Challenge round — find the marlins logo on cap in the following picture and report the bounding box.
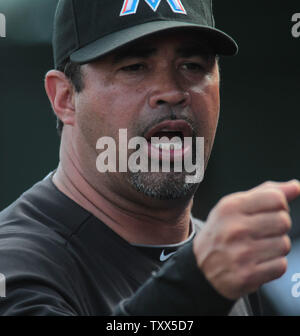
[120,0,187,16]
[53,0,238,68]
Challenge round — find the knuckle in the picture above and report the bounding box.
[218,194,243,216]
[262,181,276,189]
[218,195,233,213]
[268,189,287,209]
[226,223,249,243]
[281,236,291,255]
[277,258,288,276]
[278,211,292,232]
[234,246,253,265]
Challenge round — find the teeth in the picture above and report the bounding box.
[153,143,183,150]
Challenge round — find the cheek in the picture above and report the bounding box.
[192,75,220,133]
[75,92,104,147]
[190,75,220,165]
[75,83,147,146]
[75,85,118,139]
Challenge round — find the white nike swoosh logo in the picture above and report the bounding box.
[159,250,176,262]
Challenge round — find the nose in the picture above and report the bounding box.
[148,70,191,109]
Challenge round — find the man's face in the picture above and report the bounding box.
[72,30,220,201]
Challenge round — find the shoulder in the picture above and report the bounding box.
[0,206,84,315]
[0,176,89,304]
[0,174,91,248]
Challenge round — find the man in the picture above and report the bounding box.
[0,0,299,316]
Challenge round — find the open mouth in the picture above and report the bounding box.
[150,130,184,151]
[144,120,193,161]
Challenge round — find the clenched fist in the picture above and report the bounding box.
[193,180,300,300]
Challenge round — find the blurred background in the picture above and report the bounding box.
[0,0,300,315]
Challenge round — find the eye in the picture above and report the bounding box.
[181,63,204,72]
[121,63,146,72]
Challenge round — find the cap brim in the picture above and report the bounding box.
[70,20,238,64]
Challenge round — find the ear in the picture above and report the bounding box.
[44,70,76,127]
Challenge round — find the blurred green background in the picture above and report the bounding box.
[0,0,300,315]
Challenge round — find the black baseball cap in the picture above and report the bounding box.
[53,0,238,69]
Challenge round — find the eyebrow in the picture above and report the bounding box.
[112,43,215,64]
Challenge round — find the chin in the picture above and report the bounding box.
[127,171,199,200]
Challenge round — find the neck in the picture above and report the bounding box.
[53,129,194,245]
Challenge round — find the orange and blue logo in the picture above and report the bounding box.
[120,0,187,16]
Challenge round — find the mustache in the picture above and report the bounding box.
[137,109,198,139]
